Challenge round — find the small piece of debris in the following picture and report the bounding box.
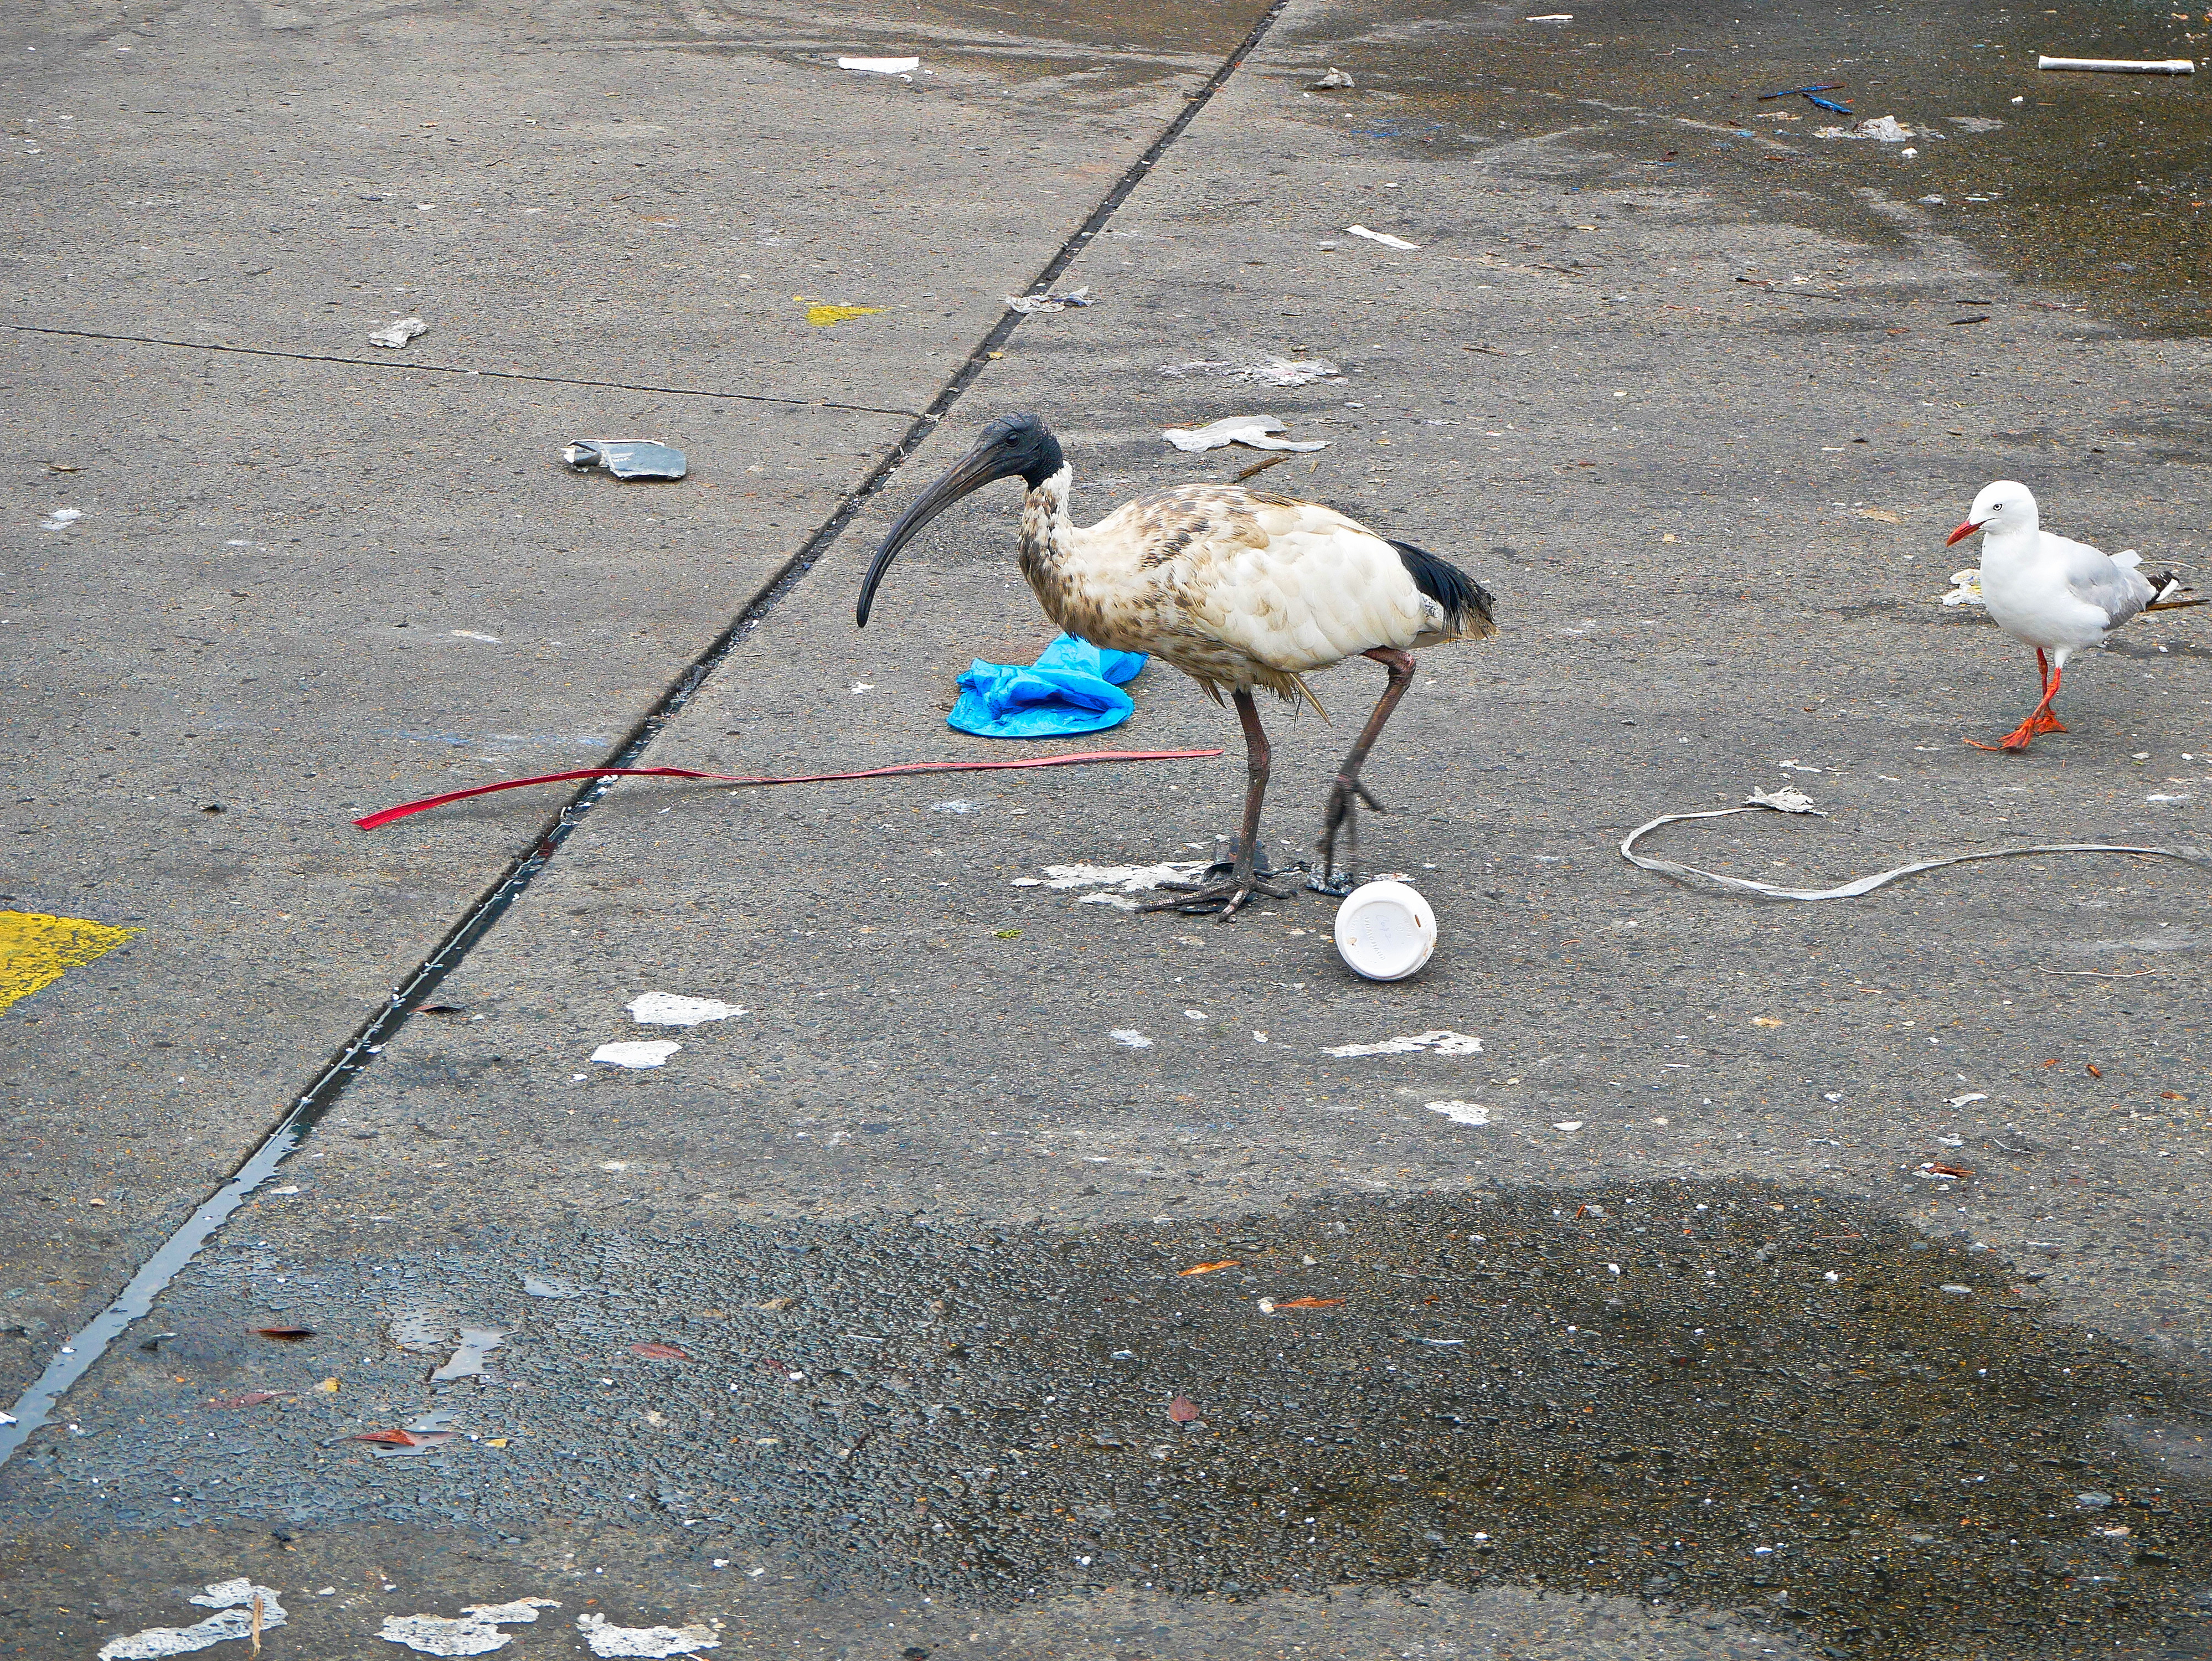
[368,318,427,348]
[1310,66,1354,89]
[1345,224,1419,251]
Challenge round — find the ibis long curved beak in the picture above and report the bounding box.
[1946,520,1979,547]
[855,440,1025,627]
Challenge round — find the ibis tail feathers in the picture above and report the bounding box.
[1389,540,1497,640]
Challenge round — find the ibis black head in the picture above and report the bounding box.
[856,414,1065,627]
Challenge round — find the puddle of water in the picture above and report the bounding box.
[1277,0,2212,336]
[47,1182,2212,1658]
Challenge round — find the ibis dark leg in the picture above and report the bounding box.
[1313,647,1416,894]
[1143,689,1295,919]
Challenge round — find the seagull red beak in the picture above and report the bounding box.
[1946,520,1979,547]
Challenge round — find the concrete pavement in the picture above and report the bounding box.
[3,0,2209,1657]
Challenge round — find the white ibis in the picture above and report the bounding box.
[856,413,1496,915]
[1947,480,2200,752]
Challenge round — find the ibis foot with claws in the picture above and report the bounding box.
[1140,691,1299,918]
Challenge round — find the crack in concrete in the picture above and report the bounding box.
[0,0,1297,1468]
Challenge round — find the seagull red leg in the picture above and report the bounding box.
[1313,647,1417,894]
[1968,661,2065,751]
[1143,689,1296,919]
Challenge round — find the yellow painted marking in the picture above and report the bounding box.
[0,910,137,1014]
[796,295,887,327]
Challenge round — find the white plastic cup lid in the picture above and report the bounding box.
[1332,880,1437,981]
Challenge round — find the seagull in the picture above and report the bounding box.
[856,413,1496,914]
[1947,479,2198,751]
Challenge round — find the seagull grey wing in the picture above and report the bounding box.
[2053,535,2155,630]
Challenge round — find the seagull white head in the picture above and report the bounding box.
[1948,479,2038,546]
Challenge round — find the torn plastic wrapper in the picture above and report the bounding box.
[368,318,427,348]
[1162,416,1329,455]
[562,440,688,481]
[1007,286,1092,314]
[948,632,1147,740]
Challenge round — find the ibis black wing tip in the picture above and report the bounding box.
[1390,539,1496,635]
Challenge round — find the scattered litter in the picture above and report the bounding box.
[631,1341,690,1360]
[1915,1162,1974,1181]
[1110,1028,1154,1047]
[1553,1121,1585,1132]
[1425,1101,1492,1126]
[1947,1092,1987,1108]
[1939,1283,1973,1295]
[1178,1261,1239,1276]
[523,1274,585,1298]
[39,506,81,530]
[1760,81,1843,100]
[592,1040,681,1068]
[562,440,687,481]
[379,1597,558,1656]
[368,318,427,348]
[428,1327,506,1382]
[1345,224,1419,251]
[950,632,1147,739]
[575,1613,721,1657]
[98,1581,286,1660]
[626,992,740,1027]
[802,300,886,327]
[1006,286,1092,313]
[1815,116,1912,141]
[1941,567,1985,606]
[2037,55,2194,75]
[1272,1297,1344,1309]
[837,55,918,74]
[1162,415,1329,455]
[1310,67,1354,89]
[1332,879,1437,982]
[1525,13,1573,20]
[252,1325,314,1342]
[1624,788,2212,902]
[1168,1395,1200,1423]
[1324,1030,1481,1058]
[1158,355,1343,388]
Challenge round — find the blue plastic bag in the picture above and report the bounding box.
[947,632,1148,740]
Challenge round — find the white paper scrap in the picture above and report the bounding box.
[1161,416,1329,454]
[1325,1030,1483,1058]
[1345,224,1419,250]
[838,56,918,74]
[627,992,742,1027]
[592,1040,682,1068]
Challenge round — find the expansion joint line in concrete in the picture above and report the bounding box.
[2,323,920,416]
[0,0,1295,1466]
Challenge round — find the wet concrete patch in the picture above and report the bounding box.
[18,1180,2212,1659]
[1271,0,2212,335]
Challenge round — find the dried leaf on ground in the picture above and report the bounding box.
[1177,1261,1239,1276]
[1168,1395,1199,1423]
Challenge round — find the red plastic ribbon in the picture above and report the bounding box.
[354,747,1225,830]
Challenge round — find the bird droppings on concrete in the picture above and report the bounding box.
[575,1612,721,1655]
[379,1597,559,1655]
[1424,1100,1493,1126]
